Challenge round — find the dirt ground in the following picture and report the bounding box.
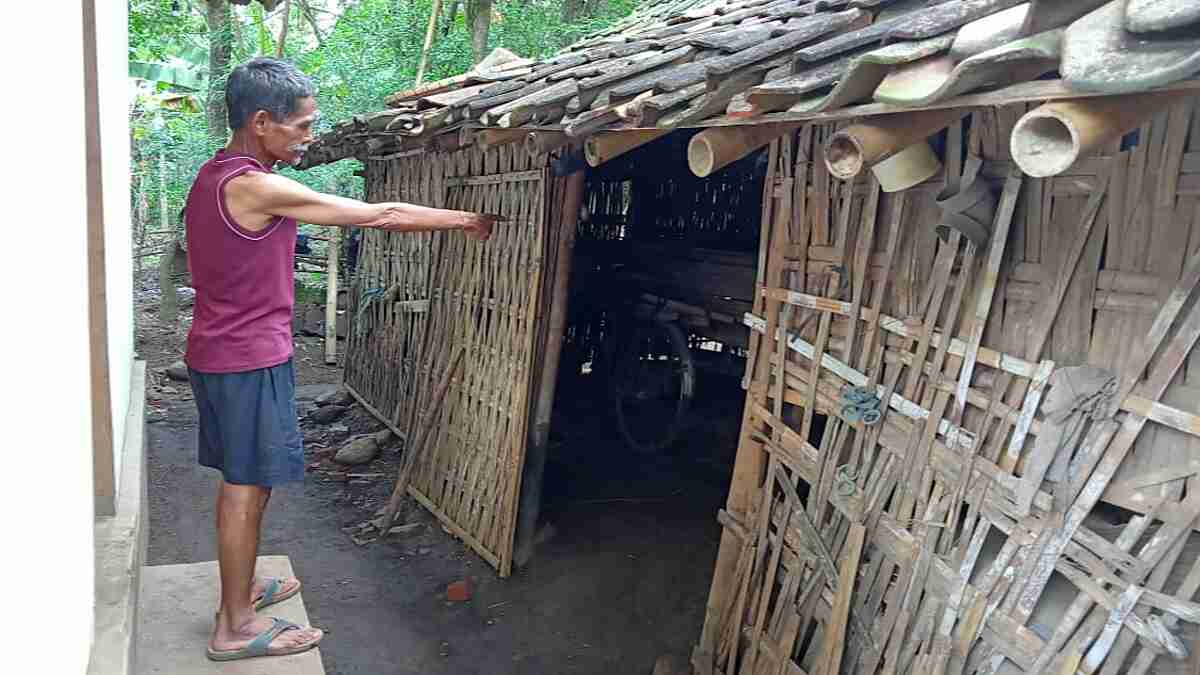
[138,299,740,674]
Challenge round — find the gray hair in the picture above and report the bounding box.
[225,57,315,130]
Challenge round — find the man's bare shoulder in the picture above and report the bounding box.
[224,170,312,208]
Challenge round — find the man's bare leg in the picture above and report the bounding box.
[210,480,321,653]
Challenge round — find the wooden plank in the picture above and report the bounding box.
[815,523,866,675]
[1122,395,1200,438]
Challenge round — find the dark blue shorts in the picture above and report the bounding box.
[188,359,304,488]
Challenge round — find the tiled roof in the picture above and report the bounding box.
[300,0,1200,167]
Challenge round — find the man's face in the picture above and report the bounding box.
[258,96,319,167]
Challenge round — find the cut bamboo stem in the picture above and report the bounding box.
[526,130,570,156]
[687,123,803,178]
[584,129,668,167]
[823,108,969,180]
[1011,92,1190,177]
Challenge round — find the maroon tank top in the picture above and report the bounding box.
[183,149,296,373]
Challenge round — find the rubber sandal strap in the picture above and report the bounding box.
[258,578,282,606]
[245,618,300,657]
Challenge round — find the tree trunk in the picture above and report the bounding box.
[443,0,460,36]
[466,0,492,64]
[562,0,602,23]
[206,0,232,143]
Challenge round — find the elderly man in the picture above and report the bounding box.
[184,57,495,661]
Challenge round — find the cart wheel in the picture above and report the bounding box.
[611,318,696,454]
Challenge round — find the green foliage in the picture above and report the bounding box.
[129,0,648,271]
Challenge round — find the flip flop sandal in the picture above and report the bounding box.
[253,577,302,611]
[206,617,323,661]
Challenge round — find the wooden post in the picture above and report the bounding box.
[324,227,340,365]
[85,0,115,517]
[513,165,586,568]
[687,123,803,177]
[823,108,969,180]
[1010,92,1189,177]
[414,0,444,86]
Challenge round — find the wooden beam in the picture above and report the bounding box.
[693,78,1200,128]
[84,0,115,517]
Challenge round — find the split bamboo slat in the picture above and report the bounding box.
[695,96,1200,675]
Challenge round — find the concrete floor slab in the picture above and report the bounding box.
[137,556,324,675]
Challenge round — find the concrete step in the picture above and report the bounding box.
[137,556,325,674]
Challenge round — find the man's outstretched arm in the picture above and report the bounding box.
[225,170,494,239]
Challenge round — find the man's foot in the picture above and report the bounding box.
[251,576,301,609]
[209,614,323,660]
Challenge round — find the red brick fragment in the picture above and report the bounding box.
[446,579,472,602]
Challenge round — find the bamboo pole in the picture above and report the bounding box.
[687,123,803,177]
[324,227,340,365]
[513,166,586,568]
[414,0,444,86]
[1010,92,1190,177]
[379,346,464,533]
[476,128,526,150]
[584,129,668,167]
[823,108,969,180]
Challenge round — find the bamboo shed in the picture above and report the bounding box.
[301,0,1200,672]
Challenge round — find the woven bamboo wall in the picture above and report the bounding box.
[348,141,559,576]
[696,96,1200,675]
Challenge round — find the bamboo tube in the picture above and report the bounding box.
[823,108,969,180]
[1010,92,1190,177]
[526,130,570,156]
[584,129,668,167]
[476,128,527,150]
[688,123,804,178]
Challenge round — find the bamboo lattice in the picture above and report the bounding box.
[346,141,555,576]
[696,97,1200,675]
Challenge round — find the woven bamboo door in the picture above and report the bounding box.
[402,168,549,577]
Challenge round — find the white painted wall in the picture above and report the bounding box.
[100,0,134,488]
[3,5,94,673]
